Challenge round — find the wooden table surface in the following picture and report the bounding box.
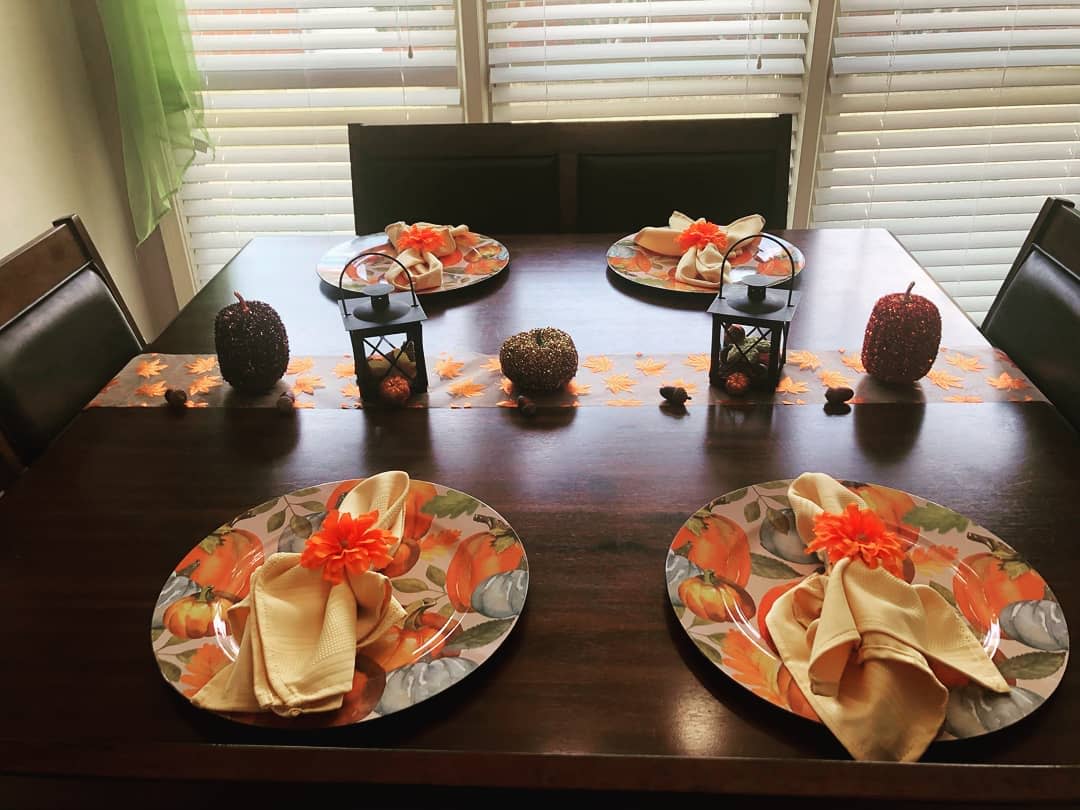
[2,231,1077,808]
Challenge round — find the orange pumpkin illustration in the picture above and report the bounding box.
[381,537,420,578]
[325,479,362,510]
[757,579,801,653]
[777,665,819,721]
[163,593,233,639]
[175,528,263,600]
[678,574,755,623]
[370,601,457,671]
[848,483,920,542]
[672,514,751,586]
[953,551,1047,634]
[445,530,524,612]
[404,480,438,541]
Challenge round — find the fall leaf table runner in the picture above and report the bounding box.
[91,347,1045,410]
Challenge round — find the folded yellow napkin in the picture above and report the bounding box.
[384,221,470,291]
[192,472,411,716]
[765,473,1010,761]
[633,211,765,289]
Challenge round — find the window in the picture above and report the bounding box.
[811,1,1080,323]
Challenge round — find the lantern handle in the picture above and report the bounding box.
[717,233,797,307]
[337,250,421,317]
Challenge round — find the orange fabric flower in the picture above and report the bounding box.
[806,503,906,577]
[397,225,443,254]
[677,220,729,253]
[300,509,397,584]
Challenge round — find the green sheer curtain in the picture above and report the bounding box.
[98,0,207,243]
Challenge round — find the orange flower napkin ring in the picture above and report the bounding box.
[396,225,444,255]
[805,503,906,578]
[676,220,729,253]
[300,509,397,584]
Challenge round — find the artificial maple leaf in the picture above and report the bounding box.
[496,399,517,408]
[775,376,809,395]
[604,373,637,394]
[795,398,807,405]
[480,356,502,373]
[721,631,782,704]
[840,354,866,374]
[434,356,465,379]
[448,378,486,398]
[188,375,223,396]
[184,400,209,408]
[684,353,711,373]
[136,358,168,378]
[910,544,959,575]
[993,349,1017,367]
[293,400,316,409]
[286,357,315,375]
[819,370,852,389]
[634,357,668,376]
[788,350,821,371]
[606,397,643,407]
[567,379,591,396]
[945,395,983,403]
[332,358,355,378]
[341,383,361,398]
[184,357,217,375]
[926,369,964,390]
[98,377,120,394]
[292,374,325,396]
[986,372,1028,391]
[500,377,514,396]
[134,381,168,398]
[944,352,985,373]
[662,378,699,396]
[583,355,614,374]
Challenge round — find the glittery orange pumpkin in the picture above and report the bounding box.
[861,282,941,384]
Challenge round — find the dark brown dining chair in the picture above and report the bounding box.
[0,215,144,477]
[348,117,792,235]
[981,197,1080,431]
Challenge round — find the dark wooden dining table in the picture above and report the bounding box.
[1,230,1077,809]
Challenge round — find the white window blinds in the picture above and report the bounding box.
[182,0,462,286]
[485,0,812,122]
[812,1,1080,324]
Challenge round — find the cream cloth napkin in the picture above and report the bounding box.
[765,473,1010,761]
[633,211,765,289]
[384,221,470,291]
[192,472,411,716]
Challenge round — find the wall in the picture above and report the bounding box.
[0,0,179,340]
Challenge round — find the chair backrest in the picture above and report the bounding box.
[982,197,1080,431]
[0,215,144,467]
[349,118,792,235]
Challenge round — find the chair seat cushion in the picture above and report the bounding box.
[0,271,140,461]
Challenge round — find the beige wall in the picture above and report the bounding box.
[0,0,179,340]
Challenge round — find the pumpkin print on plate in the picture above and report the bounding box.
[152,479,528,727]
[666,480,1068,740]
[317,232,510,295]
[606,232,805,293]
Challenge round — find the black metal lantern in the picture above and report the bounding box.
[338,252,428,402]
[708,233,800,390]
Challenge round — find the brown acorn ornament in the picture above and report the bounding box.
[861,282,941,384]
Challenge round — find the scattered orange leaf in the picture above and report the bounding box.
[944,352,985,373]
[684,353,711,373]
[332,358,355,378]
[721,632,782,704]
[993,349,1016,367]
[788,350,821,371]
[500,377,514,396]
[795,398,807,405]
[819,370,852,389]
[986,372,1028,391]
[184,357,217,375]
[634,357,668,376]
[496,399,517,408]
[662,378,699,396]
[945,395,983,403]
[480,356,502,373]
[184,400,209,408]
[583,355,614,374]
[136,358,168,378]
[604,374,637,394]
[188,375,223,396]
[910,544,959,575]
[434,356,465,379]
[840,354,866,374]
[775,376,809,395]
[606,397,643,407]
[567,379,592,396]
[926,369,964,390]
[286,357,315,375]
[293,400,316,409]
[99,377,120,394]
[341,383,361,398]
[134,381,168,398]
[448,378,486,398]
[292,374,325,396]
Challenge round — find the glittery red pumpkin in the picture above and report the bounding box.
[861,282,941,384]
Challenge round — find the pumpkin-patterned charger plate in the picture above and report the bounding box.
[607,232,805,293]
[317,232,510,294]
[666,479,1068,740]
[152,478,528,726]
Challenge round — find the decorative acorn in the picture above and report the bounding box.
[164,388,187,410]
[659,386,691,405]
[379,374,412,407]
[499,327,578,393]
[861,282,941,384]
[516,395,537,417]
[215,292,289,393]
[276,391,295,413]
